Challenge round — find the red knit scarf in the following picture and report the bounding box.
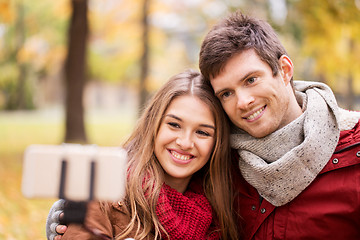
[155,183,220,240]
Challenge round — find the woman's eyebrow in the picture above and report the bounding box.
[166,114,215,130]
[200,124,215,130]
[165,114,182,121]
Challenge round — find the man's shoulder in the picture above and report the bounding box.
[337,109,360,147]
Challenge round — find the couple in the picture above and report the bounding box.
[47,11,360,240]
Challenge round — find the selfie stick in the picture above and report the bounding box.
[58,158,113,240]
[58,158,96,224]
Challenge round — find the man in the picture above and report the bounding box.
[199,11,360,239]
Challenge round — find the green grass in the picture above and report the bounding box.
[0,108,136,239]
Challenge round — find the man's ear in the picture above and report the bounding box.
[279,55,293,86]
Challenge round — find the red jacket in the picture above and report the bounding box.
[232,120,360,240]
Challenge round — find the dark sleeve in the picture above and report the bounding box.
[62,201,113,240]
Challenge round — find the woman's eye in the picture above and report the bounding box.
[167,122,180,128]
[196,130,211,137]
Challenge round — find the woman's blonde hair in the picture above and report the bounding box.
[116,70,238,239]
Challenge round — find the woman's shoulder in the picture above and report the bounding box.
[109,201,156,239]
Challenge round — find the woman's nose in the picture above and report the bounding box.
[175,135,194,149]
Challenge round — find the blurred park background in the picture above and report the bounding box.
[1,0,360,239]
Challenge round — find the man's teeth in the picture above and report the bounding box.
[247,107,265,120]
[171,151,191,160]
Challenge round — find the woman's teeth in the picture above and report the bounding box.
[171,151,191,161]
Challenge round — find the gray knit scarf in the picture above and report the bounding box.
[230,81,340,206]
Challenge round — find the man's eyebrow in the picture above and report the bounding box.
[165,114,215,130]
[214,88,227,97]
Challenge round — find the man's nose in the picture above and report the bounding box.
[236,89,255,109]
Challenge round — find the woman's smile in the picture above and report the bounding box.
[168,149,194,164]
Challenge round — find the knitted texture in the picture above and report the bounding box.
[156,184,219,240]
[46,199,66,240]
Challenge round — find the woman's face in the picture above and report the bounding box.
[154,95,216,193]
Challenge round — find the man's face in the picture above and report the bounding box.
[210,49,299,138]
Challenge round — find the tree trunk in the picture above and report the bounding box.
[139,0,150,116]
[15,0,27,109]
[64,0,88,143]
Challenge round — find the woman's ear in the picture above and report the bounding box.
[279,55,293,86]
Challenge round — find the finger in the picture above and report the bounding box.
[52,210,63,222]
[56,225,67,234]
[50,223,59,234]
[54,235,62,240]
[59,212,64,222]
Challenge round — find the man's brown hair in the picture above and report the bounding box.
[199,11,289,81]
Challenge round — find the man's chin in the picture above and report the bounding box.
[245,126,272,139]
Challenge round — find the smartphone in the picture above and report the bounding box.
[21,144,127,202]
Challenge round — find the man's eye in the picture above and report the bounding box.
[247,77,256,84]
[221,91,232,99]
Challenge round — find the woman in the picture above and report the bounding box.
[47,70,238,240]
